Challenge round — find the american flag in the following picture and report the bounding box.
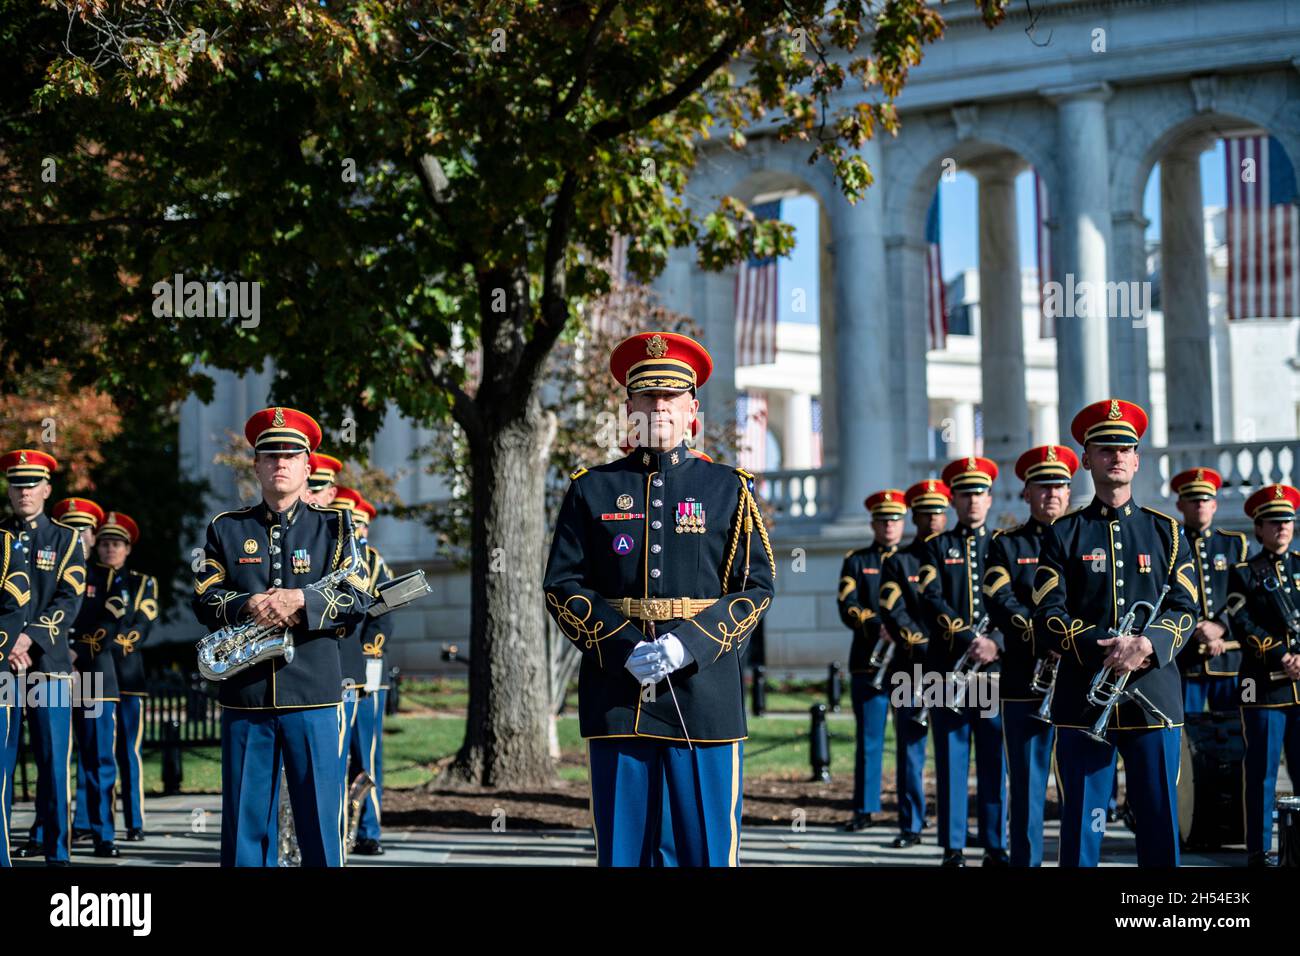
[925,189,947,350]
[810,396,823,468]
[1035,171,1054,338]
[734,201,781,367]
[1225,134,1300,320]
[736,391,768,473]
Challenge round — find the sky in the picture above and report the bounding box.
[775,140,1229,325]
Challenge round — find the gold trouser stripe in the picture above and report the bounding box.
[607,597,718,621]
[728,741,741,867]
[1,708,8,867]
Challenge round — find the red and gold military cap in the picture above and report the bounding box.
[609,332,713,395]
[1015,445,1079,485]
[52,497,105,529]
[332,486,363,513]
[97,510,140,545]
[1244,483,1300,521]
[308,452,343,490]
[243,406,322,454]
[1,448,58,488]
[942,456,998,493]
[1171,466,1222,501]
[1070,398,1148,447]
[905,478,952,514]
[355,495,378,525]
[865,489,907,519]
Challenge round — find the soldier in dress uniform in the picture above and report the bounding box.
[1032,399,1198,867]
[0,526,31,867]
[106,521,158,843]
[916,457,1008,867]
[348,493,393,856]
[1169,468,1249,713]
[1223,483,1300,867]
[191,407,372,867]
[328,485,366,819]
[65,510,144,858]
[982,444,1077,866]
[50,496,106,847]
[1,449,86,866]
[878,478,951,849]
[543,331,775,867]
[307,453,343,505]
[837,489,905,831]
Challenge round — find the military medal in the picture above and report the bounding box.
[291,548,312,574]
[676,498,705,534]
[616,493,633,511]
[36,547,57,571]
[1137,553,1151,573]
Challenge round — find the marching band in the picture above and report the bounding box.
[0,358,1296,869]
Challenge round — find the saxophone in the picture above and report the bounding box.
[197,523,364,682]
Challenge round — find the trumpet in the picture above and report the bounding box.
[945,616,991,713]
[1084,584,1171,744]
[865,635,895,691]
[1030,655,1059,724]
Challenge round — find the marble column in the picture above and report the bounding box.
[829,137,892,520]
[1044,83,1113,441]
[692,266,737,442]
[1108,210,1153,411]
[784,391,813,470]
[953,401,976,457]
[885,234,934,479]
[1160,136,1215,444]
[969,152,1029,471]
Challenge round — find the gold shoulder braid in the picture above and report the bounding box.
[722,471,776,592]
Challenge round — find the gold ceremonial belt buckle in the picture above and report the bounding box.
[642,598,674,621]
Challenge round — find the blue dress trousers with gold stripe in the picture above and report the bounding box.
[1178,526,1249,713]
[111,569,158,833]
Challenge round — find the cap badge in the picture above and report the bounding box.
[273,407,286,426]
[1046,446,1058,462]
[17,451,26,464]
[1276,485,1286,499]
[1196,468,1204,481]
[645,334,669,359]
[927,480,936,492]
[967,457,977,470]
[1107,400,1121,420]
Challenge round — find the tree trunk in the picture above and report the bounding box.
[444,395,556,788]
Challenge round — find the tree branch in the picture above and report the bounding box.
[514,169,577,400]
[550,0,620,122]
[413,152,474,266]
[587,28,747,143]
[2,216,204,237]
[419,350,481,439]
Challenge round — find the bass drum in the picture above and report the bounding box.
[1178,712,1245,850]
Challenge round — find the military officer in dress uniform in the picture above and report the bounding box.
[837,490,905,831]
[543,331,775,867]
[0,526,31,866]
[982,444,1077,866]
[307,452,343,505]
[50,496,105,846]
[1223,484,1300,867]
[328,485,366,812]
[66,510,144,858]
[1169,468,1249,713]
[916,457,1008,867]
[1032,399,1198,867]
[349,493,392,856]
[192,407,372,867]
[2,449,86,865]
[106,524,158,843]
[878,479,951,849]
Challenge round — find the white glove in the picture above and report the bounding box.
[657,633,693,671]
[625,641,666,683]
[624,634,693,684]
